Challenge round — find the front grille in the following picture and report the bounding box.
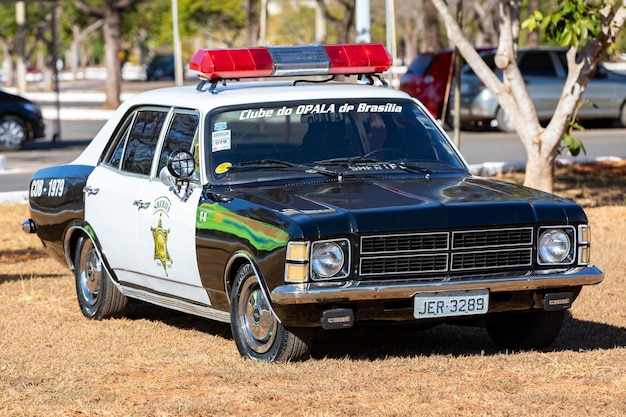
[359,227,533,277]
[361,232,448,254]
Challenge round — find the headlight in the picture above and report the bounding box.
[538,228,572,264]
[311,240,349,280]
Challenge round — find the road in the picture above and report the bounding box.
[1,120,625,195]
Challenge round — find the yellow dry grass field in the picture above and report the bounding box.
[1,163,625,416]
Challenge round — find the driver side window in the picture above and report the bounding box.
[157,111,200,175]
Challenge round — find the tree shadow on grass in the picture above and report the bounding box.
[121,303,626,361]
[0,248,68,283]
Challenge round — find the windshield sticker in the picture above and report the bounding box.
[215,162,232,174]
[413,108,437,130]
[237,102,403,120]
[212,130,231,152]
[214,121,228,131]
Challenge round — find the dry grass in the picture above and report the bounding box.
[1,165,625,416]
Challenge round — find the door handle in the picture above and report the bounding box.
[133,200,151,209]
[83,186,100,196]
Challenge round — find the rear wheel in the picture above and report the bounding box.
[486,309,566,349]
[74,234,128,319]
[230,264,313,362]
[0,115,27,150]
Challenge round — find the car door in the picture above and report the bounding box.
[134,110,211,306]
[84,107,168,290]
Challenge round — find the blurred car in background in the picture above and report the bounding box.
[0,90,45,150]
[399,49,455,119]
[452,47,626,132]
[146,53,185,81]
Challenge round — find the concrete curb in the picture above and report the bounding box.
[0,190,28,204]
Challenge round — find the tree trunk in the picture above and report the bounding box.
[429,0,626,194]
[423,0,441,51]
[102,10,122,109]
[245,0,260,46]
[74,0,132,110]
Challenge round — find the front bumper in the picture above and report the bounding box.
[270,266,604,305]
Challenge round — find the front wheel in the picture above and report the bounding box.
[486,309,566,349]
[74,234,128,320]
[230,264,313,362]
[0,115,27,150]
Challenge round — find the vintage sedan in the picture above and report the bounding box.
[23,44,603,362]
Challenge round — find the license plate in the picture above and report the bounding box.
[414,289,489,319]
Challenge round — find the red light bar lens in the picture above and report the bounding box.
[189,48,273,80]
[325,44,392,74]
[190,43,392,80]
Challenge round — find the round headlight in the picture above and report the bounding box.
[311,242,344,279]
[538,229,571,263]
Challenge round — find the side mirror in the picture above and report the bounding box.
[167,149,195,180]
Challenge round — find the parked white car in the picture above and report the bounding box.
[452,47,626,132]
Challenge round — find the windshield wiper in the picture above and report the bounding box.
[223,159,341,178]
[315,157,432,179]
[397,162,432,178]
[314,156,383,166]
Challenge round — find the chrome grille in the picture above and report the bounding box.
[359,227,533,277]
[452,228,533,249]
[361,232,448,254]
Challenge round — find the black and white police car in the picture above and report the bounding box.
[23,44,603,362]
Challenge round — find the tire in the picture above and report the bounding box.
[230,264,313,362]
[74,234,128,320]
[486,309,566,349]
[619,102,626,128]
[495,107,515,133]
[0,115,28,150]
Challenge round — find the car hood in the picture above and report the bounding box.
[222,175,586,238]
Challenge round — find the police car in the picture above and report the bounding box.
[23,44,603,362]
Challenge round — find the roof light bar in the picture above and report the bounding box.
[189,44,392,81]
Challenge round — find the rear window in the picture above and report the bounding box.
[519,52,557,77]
[407,55,436,74]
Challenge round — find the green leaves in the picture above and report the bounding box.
[522,0,603,47]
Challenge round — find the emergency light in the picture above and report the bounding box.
[189,44,392,81]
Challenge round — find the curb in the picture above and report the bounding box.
[0,190,28,204]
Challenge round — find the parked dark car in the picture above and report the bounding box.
[146,53,184,81]
[0,90,46,150]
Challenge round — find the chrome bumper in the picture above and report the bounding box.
[270,266,604,305]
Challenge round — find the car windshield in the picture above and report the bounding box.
[206,99,467,184]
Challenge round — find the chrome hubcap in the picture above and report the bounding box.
[238,277,277,354]
[0,120,26,147]
[78,242,102,307]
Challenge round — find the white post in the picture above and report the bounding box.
[385,0,397,84]
[172,0,183,86]
[356,0,371,43]
[16,1,27,94]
